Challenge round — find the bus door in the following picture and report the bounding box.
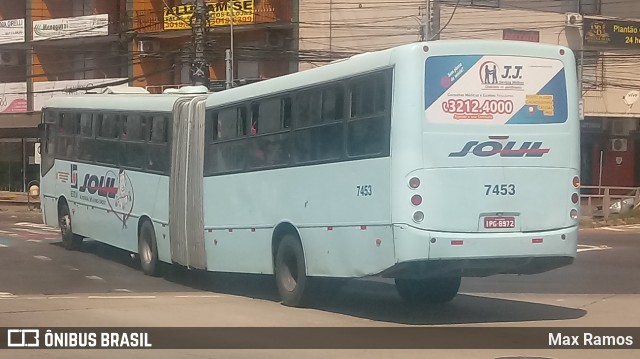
[169,96,208,269]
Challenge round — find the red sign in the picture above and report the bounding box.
[502,29,540,43]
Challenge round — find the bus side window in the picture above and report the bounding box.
[150,115,167,143]
[282,97,292,129]
[238,107,247,136]
[79,113,93,137]
[217,108,238,140]
[148,115,169,173]
[254,98,281,134]
[350,78,376,118]
[296,90,321,127]
[140,116,151,142]
[77,113,94,162]
[322,86,344,122]
[250,104,259,135]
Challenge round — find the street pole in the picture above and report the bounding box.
[25,1,33,193]
[226,1,234,89]
[191,0,209,87]
[423,0,431,41]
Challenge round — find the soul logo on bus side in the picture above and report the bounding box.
[449,136,550,158]
[70,164,135,228]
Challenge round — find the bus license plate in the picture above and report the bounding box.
[484,216,515,229]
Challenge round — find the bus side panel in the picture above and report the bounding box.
[54,161,169,255]
[205,228,273,274]
[41,173,60,228]
[146,174,171,263]
[301,225,396,277]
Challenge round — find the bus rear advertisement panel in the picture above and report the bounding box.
[425,55,568,125]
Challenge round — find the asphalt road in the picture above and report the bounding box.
[1,206,639,359]
[0,207,636,298]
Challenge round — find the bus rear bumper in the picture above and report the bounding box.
[385,224,578,278]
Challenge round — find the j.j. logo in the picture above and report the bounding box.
[449,136,550,158]
[480,61,523,84]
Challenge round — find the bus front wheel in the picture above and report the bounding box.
[395,277,461,304]
[58,203,83,250]
[274,234,310,307]
[138,220,160,277]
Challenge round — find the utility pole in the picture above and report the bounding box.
[191,0,210,87]
[25,0,34,193]
[422,0,431,41]
[26,1,33,112]
[226,1,234,89]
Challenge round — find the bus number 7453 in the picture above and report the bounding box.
[357,185,373,196]
[485,184,516,196]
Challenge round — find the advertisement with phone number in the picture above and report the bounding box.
[424,54,568,125]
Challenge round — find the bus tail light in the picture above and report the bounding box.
[572,176,580,188]
[413,211,424,223]
[570,209,578,220]
[571,193,579,204]
[409,177,421,189]
[411,195,422,206]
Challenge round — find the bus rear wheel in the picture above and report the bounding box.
[138,220,160,277]
[275,234,310,307]
[58,203,83,250]
[395,277,461,304]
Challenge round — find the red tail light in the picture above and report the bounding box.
[409,177,420,189]
[411,195,422,206]
[571,193,579,204]
[572,176,580,188]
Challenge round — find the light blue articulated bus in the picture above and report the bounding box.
[39,40,580,307]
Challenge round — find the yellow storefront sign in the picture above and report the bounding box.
[163,0,255,30]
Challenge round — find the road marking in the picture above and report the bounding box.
[63,265,79,271]
[15,222,59,232]
[577,244,611,253]
[179,295,223,299]
[599,227,625,232]
[88,296,156,299]
[85,275,105,281]
[26,239,42,243]
[0,244,7,248]
[47,296,80,299]
[14,228,49,234]
[33,255,52,261]
[0,294,225,300]
[0,229,11,234]
[114,289,132,293]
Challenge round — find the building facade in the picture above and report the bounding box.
[130,0,296,92]
[0,0,296,191]
[298,0,640,188]
[0,0,128,191]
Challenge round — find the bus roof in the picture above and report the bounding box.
[205,44,396,107]
[42,93,183,112]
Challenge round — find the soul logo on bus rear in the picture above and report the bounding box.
[449,136,550,158]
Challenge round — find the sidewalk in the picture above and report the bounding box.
[0,191,40,207]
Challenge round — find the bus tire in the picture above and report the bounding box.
[274,233,310,307]
[395,276,461,304]
[138,220,160,277]
[58,203,83,250]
